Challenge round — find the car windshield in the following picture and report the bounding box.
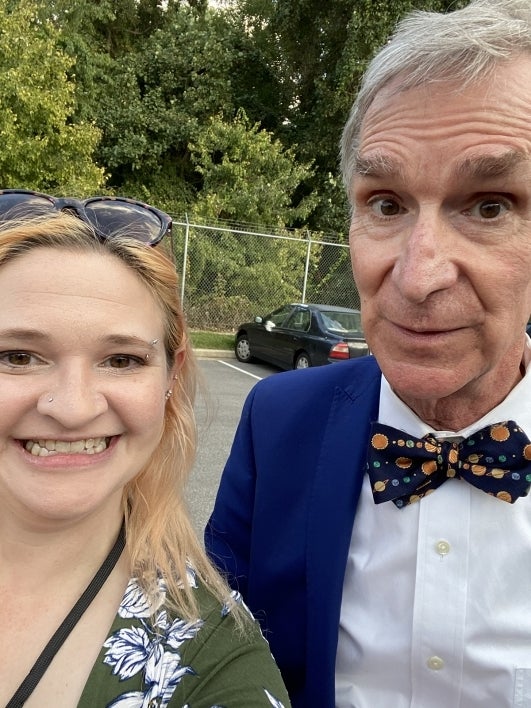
[321,310,362,335]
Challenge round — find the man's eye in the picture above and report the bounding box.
[470,199,510,219]
[369,197,402,217]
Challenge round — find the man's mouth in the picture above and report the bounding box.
[393,322,460,336]
[23,437,112,457]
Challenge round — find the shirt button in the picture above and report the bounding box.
[427,655,445,671]
[435,540,450,556]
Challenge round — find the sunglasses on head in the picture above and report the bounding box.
[0,189,172,246]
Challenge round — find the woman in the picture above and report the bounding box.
[0,192,290,707]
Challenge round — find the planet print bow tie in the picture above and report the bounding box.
[367,420,531,508]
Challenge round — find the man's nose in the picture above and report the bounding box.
[36,368,108,427]
[392,210,459,303]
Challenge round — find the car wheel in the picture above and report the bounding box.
[294,351,311,369]
[235,334,253,362]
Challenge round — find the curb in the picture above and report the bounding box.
[193,348,235,359]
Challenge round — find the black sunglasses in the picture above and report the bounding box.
[0,189,172,246]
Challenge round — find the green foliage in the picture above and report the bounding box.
[172,219,320,329]
[73,5,258,217]
[307,246,360,309]
[0,0,472,329]
[189,110,315,226]
[36,0,317,225]
[230,0,468,233]
[0,0,471,211]
[0,0,103,192]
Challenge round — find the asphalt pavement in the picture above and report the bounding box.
[187,354,276,537]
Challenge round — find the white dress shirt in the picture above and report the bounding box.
[335,339,531,708]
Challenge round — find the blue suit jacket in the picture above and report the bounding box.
[205,356,382,708]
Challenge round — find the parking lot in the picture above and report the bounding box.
[187,356,279,536]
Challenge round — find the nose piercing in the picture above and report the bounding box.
[48,395,54,403]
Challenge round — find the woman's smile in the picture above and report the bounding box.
[23,436,112,456]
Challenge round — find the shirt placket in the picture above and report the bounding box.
[411,480,470,707]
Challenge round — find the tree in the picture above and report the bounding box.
[226,0,468,234]
[189,109,314,226]
[0,0,102,193]
[180,109,317,325]
[50,1,315,226]
[70,4,238,211]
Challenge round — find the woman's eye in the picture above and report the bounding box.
[103,355,144,369]
[0,351,35,367]
[368,197,403,217]
[469,198,510,220]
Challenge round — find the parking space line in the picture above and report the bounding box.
[216,360,263,380]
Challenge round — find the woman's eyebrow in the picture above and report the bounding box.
[0,330,157,350]
[96,334,157,348]
[0,328,49,341]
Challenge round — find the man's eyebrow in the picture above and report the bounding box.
[454,151,528,180]
[353,150,528,182]
[353,153,406,180]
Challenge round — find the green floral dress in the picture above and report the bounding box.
[77,569,290,707]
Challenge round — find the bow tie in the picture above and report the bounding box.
[367,420,531,508]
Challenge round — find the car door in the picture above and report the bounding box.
[272,306,312,367]
[250,304,294,364]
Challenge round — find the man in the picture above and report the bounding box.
[205,1,531,706]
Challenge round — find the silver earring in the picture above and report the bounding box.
[165,389,172,400]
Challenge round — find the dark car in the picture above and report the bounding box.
[235,303,369,370]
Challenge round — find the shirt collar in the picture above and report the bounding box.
[379,336,531,440]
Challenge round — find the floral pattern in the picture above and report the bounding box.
[98,571,287,708]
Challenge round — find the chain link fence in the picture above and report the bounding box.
[169,216,361,332]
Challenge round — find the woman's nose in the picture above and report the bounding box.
[36,370,108,427]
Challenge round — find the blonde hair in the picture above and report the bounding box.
[0,212,241,623]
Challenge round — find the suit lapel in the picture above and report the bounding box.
[304,361,381,705]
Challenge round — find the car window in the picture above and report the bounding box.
[321,310,363,334]
[284,308,311,332]
[265,305,294,328]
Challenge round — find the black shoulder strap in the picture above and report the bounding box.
[6,520,126,708]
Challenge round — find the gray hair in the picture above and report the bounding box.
[340,0,531,190]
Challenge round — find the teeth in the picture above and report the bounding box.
[24,437,110,457]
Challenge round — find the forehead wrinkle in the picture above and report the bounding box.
[453,150,528,181]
